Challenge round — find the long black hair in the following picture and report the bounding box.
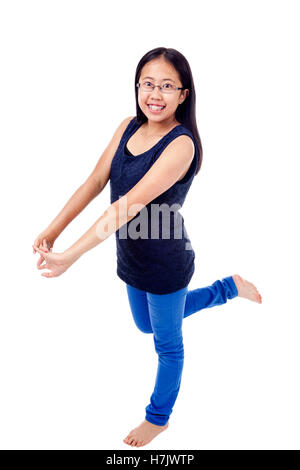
[134,47,203,175]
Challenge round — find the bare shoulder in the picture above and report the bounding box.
[85,115,135,191]
[113,115,135,140]
[159,133,195,168]
[159,133,195,177]
[170,134,195,158]
[106,115,135,149]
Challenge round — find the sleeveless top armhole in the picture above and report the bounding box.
[173,132,199,186]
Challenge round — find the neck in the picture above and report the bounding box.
[144,117,179,136]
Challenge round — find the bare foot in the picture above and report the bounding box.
[123,419,169,447]
[232,274,262,303]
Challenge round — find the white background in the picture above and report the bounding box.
[0,0,299,450]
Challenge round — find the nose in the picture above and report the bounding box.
[150,86,164,98]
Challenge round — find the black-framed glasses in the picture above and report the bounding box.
[136,81,184,94]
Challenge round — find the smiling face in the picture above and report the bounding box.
[137,57,189,125]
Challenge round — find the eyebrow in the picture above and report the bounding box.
[142,76,175,83]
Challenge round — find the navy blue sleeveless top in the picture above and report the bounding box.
[110,116,199,295]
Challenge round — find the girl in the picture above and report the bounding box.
[33,47,262,447]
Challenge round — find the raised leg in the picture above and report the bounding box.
[126,276,238,334]
[184,275,238,319]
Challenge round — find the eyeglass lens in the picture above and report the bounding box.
[140,81,177,94]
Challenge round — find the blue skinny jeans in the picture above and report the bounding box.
[125,276,238,426]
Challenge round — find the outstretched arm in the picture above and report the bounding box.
[34,134,194,276]
[33,115,134,252]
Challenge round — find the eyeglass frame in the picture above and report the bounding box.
[136,81,185,94]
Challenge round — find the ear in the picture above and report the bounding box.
[180,89,189,104]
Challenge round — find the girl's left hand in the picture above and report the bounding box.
[33,246,74,278]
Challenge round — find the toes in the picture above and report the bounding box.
[123,435,134,445]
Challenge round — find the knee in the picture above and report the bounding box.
[133,321,153,334]
[140,326,153,334]
[154,337,184,359]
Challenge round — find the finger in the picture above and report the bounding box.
[37,256,46,268]
[35,246,48,258]
[38,260,48,270]
[42,271,54,278]
[43,239,49,252]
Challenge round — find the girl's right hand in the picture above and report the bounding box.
[32,232,57,268]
